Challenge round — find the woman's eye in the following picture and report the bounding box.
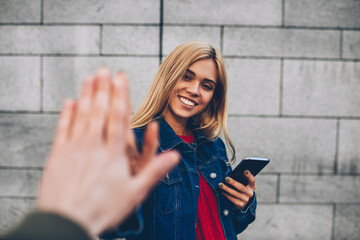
[203,84,213,91]
[183,74,191,81]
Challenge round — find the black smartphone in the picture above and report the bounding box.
[227,157,270,186]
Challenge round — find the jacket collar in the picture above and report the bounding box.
[157,117,208,151]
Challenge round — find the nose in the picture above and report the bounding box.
[186,82,200,96]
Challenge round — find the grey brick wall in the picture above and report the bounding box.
[0,1,359,239]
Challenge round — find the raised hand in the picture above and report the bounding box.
[37,68,180,235]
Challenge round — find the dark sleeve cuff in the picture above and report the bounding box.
[235,191,257,215]
[2,211,92,240]
[231,191,257,234]
[100,207,143,239]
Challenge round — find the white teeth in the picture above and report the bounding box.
[180,97,195,106]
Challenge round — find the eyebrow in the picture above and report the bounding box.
[186,69,217,86]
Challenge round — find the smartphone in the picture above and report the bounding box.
[227,157,270,186]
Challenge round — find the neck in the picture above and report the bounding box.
[162,111,192,136]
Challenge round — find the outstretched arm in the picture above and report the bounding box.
[4,68,179,239]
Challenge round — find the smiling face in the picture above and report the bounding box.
[163,58,218,129]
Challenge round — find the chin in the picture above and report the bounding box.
[182,108,202,117]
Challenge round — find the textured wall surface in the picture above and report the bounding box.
[0,0,359,239]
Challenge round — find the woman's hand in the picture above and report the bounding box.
[218,170,256,210]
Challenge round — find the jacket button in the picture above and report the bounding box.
[210,172,217,179]
[223,209,229,216]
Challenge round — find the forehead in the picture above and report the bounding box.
[187,58,217,84]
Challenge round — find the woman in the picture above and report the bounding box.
[102,41,257,240]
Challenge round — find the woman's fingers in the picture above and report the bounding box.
[244,170,256,190]
[224,177,254,196]
[222,192,247,210]
[218,181,252,202]
[218,176,255,210]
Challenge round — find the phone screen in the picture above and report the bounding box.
[227,157,270,186]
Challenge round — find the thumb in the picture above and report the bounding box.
[131,151,180,203]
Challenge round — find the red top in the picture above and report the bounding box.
[178,135,226,240]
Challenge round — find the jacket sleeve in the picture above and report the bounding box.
[231,191,257,234]
[2,211,92,240]
[99,208,144,239]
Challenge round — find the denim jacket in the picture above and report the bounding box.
[101,118,256,240]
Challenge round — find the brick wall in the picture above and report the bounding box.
[0,0,359,239]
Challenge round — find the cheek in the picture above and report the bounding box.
[169,88,180,103]
[175,81,187,91]
[201,94,214,109]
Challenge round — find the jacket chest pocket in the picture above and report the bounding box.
[155,170,182,214]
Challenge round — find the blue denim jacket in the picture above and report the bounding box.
[101,118,256,240]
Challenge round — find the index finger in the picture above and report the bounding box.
[244,170,256,190]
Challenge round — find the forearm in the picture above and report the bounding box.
[2,211,92,240]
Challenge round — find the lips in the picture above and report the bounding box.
[178,96,198,107]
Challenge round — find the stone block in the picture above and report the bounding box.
[338,120,360,173]
[283,60,360,116]
[223,28,339,58]
[43,0,159,24]
[164,0,281,26]
[0,199,35,234]
[102,26,159,55]
[228,117,337,174]
[0,114,56,168]
[43,56,159,111]
[239,204,332,240]
[285,0,360,28]
[225,59,280,115]
[343,31,360,59]
[162,26,221,55]
[0,57,40,111]
[0,0,40,23]
[0,26,99,54]
[280,175,360,203]
[251,174,277,203]
[334,204,360,240]
[0,170,41,197]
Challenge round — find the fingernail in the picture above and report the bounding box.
[218,183,223,188]
[97,67,111,76]
[245,170,249,175]
[225,177,230,182]
[114,75,122,87]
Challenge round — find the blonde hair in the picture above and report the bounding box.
[132,41,236,162]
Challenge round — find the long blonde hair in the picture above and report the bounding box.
[132,41,236,162]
